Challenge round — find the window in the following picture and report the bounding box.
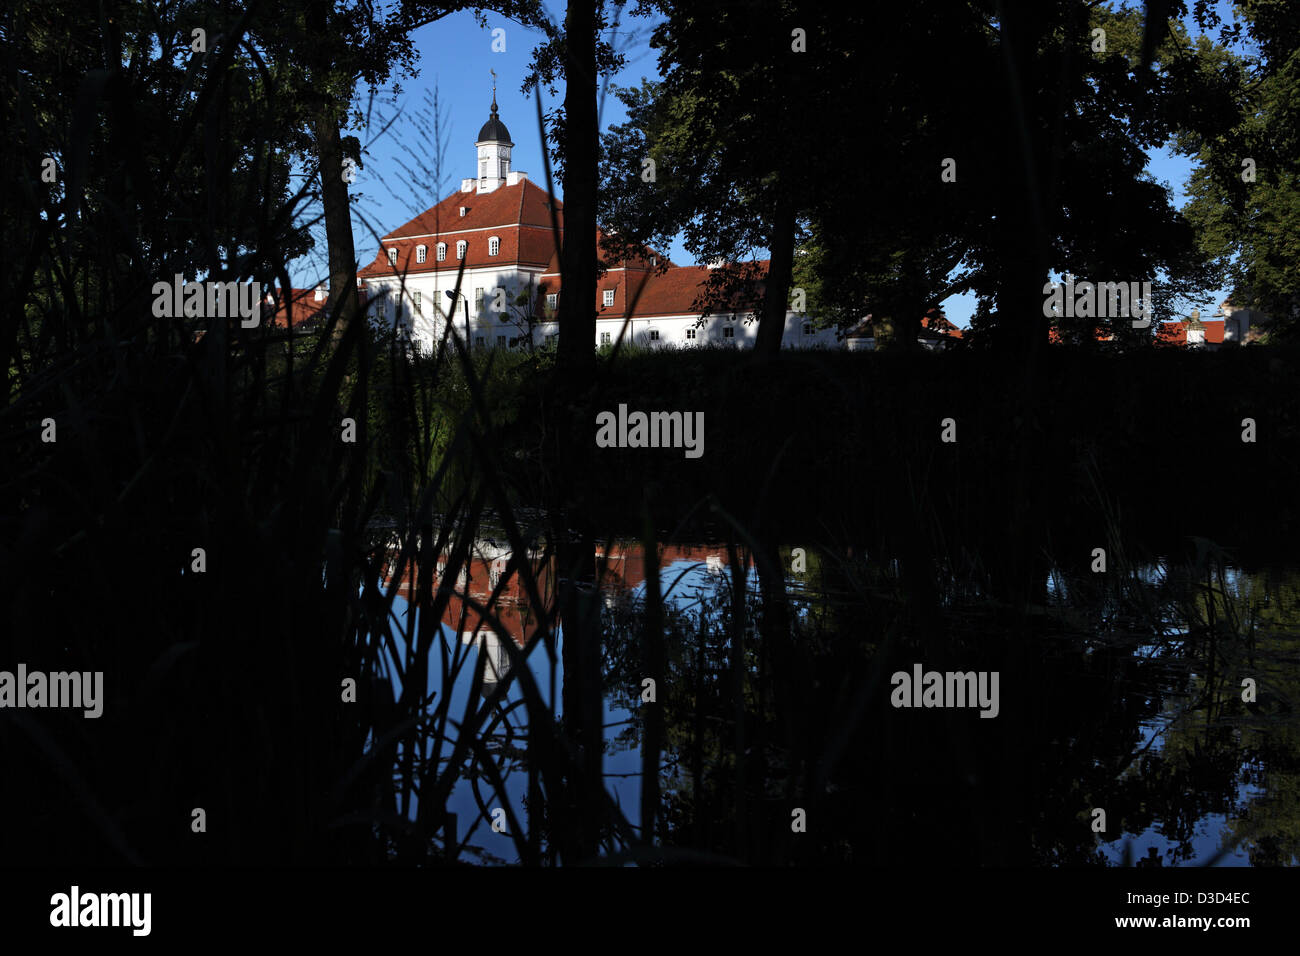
[488,236,500,256]
[723,326,735,339]
[416,245,427,263]
[648,329,660,341]
[475,336,485,349]
[413,291,421,313]
[475,288,485,310]
[436,242,446,261]
[499,158,507,178]
[546,333,557,344]
[456,240,466,260]
[802,322,813,335]
[479,159,487,180]
[375,297,386,318]
[686,328,697,340]
[387,248,397,266]
[600,331,611,345]
[547,293,558,310]
[603,289,615,307]
[497,335,507,349]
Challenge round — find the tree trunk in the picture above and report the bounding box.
[555,0,602,863]
[314,106,362,348]
[305,0,361,350]
[755,194,796,357]
[556,0,598,375]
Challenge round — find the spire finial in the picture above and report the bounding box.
[490,69,498,114]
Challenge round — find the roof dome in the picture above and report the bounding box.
[477,96,513,145]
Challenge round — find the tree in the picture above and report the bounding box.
[1179,0,1300,335]
[245,1,546,350]
[605,2,1239,355]
[597,0,823,357]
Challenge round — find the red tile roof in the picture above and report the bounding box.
[264,287,325,328]
[1157,319,1226,345]
[1156,321,1187,345]
[260,286,373,328]
[846,310,963,340]
[546,262,770,320]
[358,180,563,279]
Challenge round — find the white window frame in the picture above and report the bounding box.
[416,245,427,263]
[723,326,735,339]
[436,242,446,261]
[686,328,697,340]
[547,293,558,310]
[603,289,615,307]
[488,236,500,257]
[456,240,467,260]
[387,248,397,266]
[600,331,611,345]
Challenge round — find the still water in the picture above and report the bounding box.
[372,536,1300,866]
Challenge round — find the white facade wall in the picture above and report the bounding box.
[586,312,839,350]
[367,277,841,352]
[364,264,549,350]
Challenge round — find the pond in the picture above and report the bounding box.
[370,533,1300,866]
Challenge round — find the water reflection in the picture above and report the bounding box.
[372,534,1299,866]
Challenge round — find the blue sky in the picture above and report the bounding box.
[293,2,1245,329]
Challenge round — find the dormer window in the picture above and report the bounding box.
[456,240,467,260]
[488,236,500,256]
[416,244,427,263]
[436,242,446,261]
[387,248,397,266]
[314,286,326,302]
[459,206,468,217]
[603,289,615,308]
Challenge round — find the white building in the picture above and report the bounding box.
[357,96,841,352]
